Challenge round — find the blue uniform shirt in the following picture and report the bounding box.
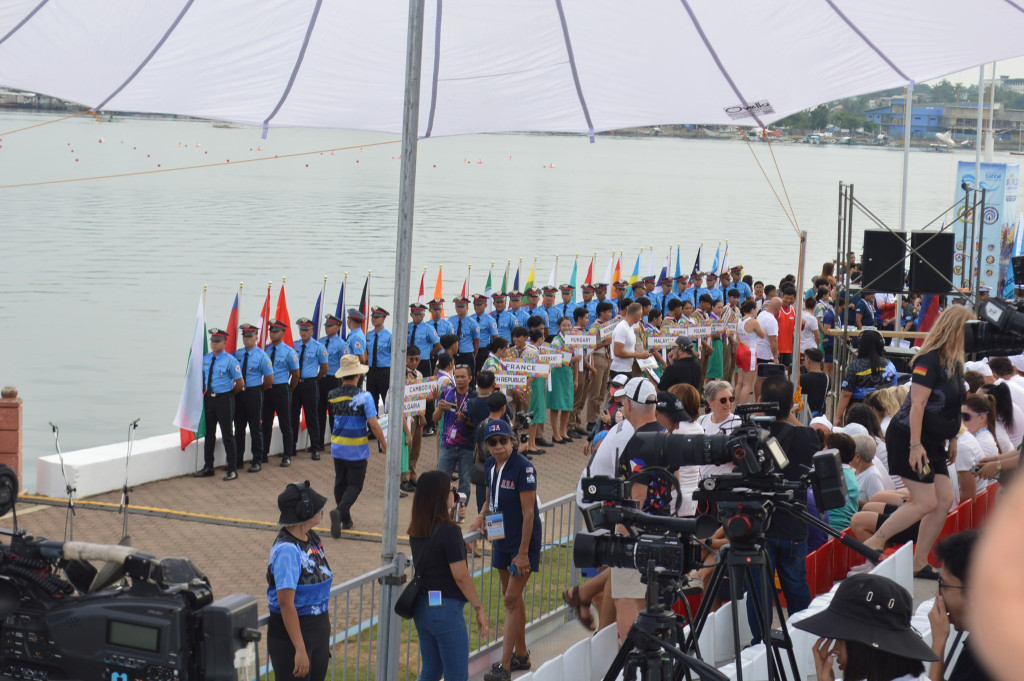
[347,328,367,358]
[513,307,532,327]
[267,529,333,616]
[323,333,350,375]
[366,327,393,367]
[427,316,453,340]
[203,351,242,393]
[726,281,753,301]
[473,312,497,347]
[580,299,598,326]
[329,386,377,461]
[266,342,300,383]
[294,337,328,379]
[484,452,542,550]
[652,291,680,317]
[492,309,516,341]
[448,315,480,353]
[408,320,441,358]
[707,286,724,303]
[551,301,576,328]
[234,346,274,388]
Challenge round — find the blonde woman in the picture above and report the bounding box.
[861,305,972,579]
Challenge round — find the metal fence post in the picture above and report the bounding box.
[377,554,408,681]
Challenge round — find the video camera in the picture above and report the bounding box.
[0,465,258,681]
[513,410,533,444]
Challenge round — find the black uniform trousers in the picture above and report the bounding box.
[262,383,294,460]
[203,392,237,471]
[291,378,321,453]
[366,367,390,409]
[317,375,339,452]
[233,386,263,464]
[334,458,368,524]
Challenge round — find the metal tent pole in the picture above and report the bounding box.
[792,231,807,390]
[976,66,985,187]
[895,83,914,343]
[378,1,424,680]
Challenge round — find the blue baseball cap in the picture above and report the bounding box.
[484,419,514,439]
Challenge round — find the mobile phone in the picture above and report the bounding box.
[971,465,982,475]
[452,491,468,521]
[917,460,932,480]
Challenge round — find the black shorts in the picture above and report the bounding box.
[875,507,920,547]
[884,423,949,483]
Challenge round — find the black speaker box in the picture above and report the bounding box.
[908,231,954,294]
[861,230,906,293]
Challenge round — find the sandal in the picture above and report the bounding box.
[562,586,596,631]
[913,565,940,580]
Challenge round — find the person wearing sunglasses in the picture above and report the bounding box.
[472,419,541,681]
[658,335,702,393]
[960,395,999,498]
[696,380,741,479]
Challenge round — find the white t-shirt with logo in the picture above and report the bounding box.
[800,311,818,352]
[610,319,638,373]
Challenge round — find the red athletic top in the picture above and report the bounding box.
[777,305,796,353]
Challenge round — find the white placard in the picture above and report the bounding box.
[494,374,529,388]
[403,398,426,415]
[404,379,438,398]
[648,335,680,349]
[540,352,564,367]
[501,360,550,377]
[637,356,659,371]
[565,334,597,348]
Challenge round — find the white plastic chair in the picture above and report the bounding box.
[590,625,617,681]
[534,658,564,681]
[562,637,591,681]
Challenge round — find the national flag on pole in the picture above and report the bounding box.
[311,290,323,340]
[628,253,640,284]
[484,268,494,313]
[1003,215,1024,296]
[459,277,467,299]
[691,245,703,278]
[257,286,272,346]
[417,270,426,305]
[659,252,669,285]
[647,248,655,279]
[359,277,370,333]
[501,266,508,294]
[710,243,721,276]
[612,256,622,296]
[275,285,294,347]
[546,261,556,288]
[719,243,729,276]
[602,253,614,287]
[585,255,594,287]
[569,257,578,302]
[174,294,207,450]
[225,293,239,354]
[513,263,521,292]
[914,295,941,347]
[433,267,444,302]
[673,246,682,293]
[336,281,347,339]
[525,261,536,292]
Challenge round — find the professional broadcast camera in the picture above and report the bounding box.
[0,467,259,681]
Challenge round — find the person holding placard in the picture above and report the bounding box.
[585,301,615,430]
[568,306,595,437]
[546,317,576,444]
[610,302,648,381]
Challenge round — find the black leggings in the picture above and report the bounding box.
[268,612,331,681]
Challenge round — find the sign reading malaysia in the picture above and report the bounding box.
[723,100,774,120]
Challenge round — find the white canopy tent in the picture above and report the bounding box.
[3,0,1024,136]
[4,5,1024,677]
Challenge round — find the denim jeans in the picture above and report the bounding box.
[745,537,811,644]
[413,594,469,681]
[437,445,474,497]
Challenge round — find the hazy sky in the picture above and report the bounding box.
[933,57,1024,86]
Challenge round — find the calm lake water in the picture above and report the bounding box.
[1,112,1012,489]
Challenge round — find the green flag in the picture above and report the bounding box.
[484,269,493,313]
[501,268,508,294]
[569,257,578,302]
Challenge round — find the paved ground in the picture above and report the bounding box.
[14,430,594,617]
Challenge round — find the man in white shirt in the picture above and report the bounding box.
[610,302,649,379]
[988,357,1024,414]
[754,297,780,401]
[850,434,895,506]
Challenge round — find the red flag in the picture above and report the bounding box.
[913,295,941,348]
[358,278,369,334]
[585,256,594,285]
[180,430,196,449]
[275,285,294,347]
[225,293,239,354]
[257,286,272,346]
[460,278,467,299]
[417,270,426,305]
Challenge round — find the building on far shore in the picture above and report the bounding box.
[865,97,1024,141]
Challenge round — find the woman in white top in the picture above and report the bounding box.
[734,301,764,405]
[696,381,742,480]
[980,382,1024,450]
[953,424,986,502]
[653,386,703,517]
[800,296,820,353]
[962,393,1000,460]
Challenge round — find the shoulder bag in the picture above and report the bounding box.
[394,524,442,619]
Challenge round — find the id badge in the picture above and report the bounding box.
[485,513,505,541]
[428,590,442,607]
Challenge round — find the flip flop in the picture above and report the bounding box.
[914,565,940,580]
[562,586,596,631]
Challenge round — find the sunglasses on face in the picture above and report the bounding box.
[717,396,736,404]
[961,411,987,422]
[486,436,510,446]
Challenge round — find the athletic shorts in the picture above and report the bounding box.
[875,505,920,547]
[736,343,756,372]
[611,566,646,599]
[491,537,540,572]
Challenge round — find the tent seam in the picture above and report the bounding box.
[554,0,595,142]
[820,0,910,81]
[262,0,324,137]
[0,0,50,48]
[423,0,443,138]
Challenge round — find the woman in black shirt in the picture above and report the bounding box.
[862,305,972,579]
[408,470,489,681]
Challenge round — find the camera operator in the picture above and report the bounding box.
[745,375,819,644]
[268,482,333,681]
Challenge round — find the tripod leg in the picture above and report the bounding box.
[684,560,727,658]
[770,586,800,681]
[602,630,638,681]
[742,563,787,681]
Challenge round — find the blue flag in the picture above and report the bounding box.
[336,282,346,339]
[312,291,322,340]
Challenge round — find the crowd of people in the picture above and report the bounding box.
[253,254,1019,681]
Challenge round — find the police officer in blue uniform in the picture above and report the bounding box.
[630,281,647,303]
[346,310,368,364]
[553,284,576,328]
[197,328,244,480]
[579,284,598,326]
[234,323,274,473]
[642,274,657,295]
[365,306,392,408]
[409,302,441,374]
[652,274,679,318]
[317,314,350,459]
[263,319,301,468]
[725,265,753,302]
[512,290,532,327]
[472,293,497,372]
[687,272,709,303]
[613,279,630,301]
[449,295,480,375]
[706,272,724,303]
[426,298,453,357]
[292,318,329,460]
[540,286,559,339]
[674,275,691,304]
[492,292,515,342]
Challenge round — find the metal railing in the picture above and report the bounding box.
[254,493,583,681]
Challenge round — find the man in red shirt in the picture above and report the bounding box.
[776,285,797,371]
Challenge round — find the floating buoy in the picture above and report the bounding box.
[98,138,104,143]
[157,163,161,167]
[74,158,79,162]
[305,164,309,167]
[195,143,201,148]
[433,164,436,168]
[329,151,336,156]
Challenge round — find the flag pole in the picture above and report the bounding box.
[238,281,244,330]
[321,275,328,337]
[342,272,348,340]
[467,263,472,296]
[197,284,207,470]
[366,270,372,333]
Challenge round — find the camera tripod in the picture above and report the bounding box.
[683,497,880,681]
[602,560,728,681]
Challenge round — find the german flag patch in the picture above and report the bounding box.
[913,365,929,377]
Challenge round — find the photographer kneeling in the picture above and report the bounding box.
[745,375,819,644]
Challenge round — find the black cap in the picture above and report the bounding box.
[269,319,288,331]
[675,336,695,352]
[655,390,690,422]
[559,284,574,293]
[473,294,488,303]
[324,314,343,326]
[209,328,229,340]
[277,481,328,526]
[296,317,314,328]
[370,306,389,318]
[346,308,365,322]
[239,323,259,336]
[410,302,427,312]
